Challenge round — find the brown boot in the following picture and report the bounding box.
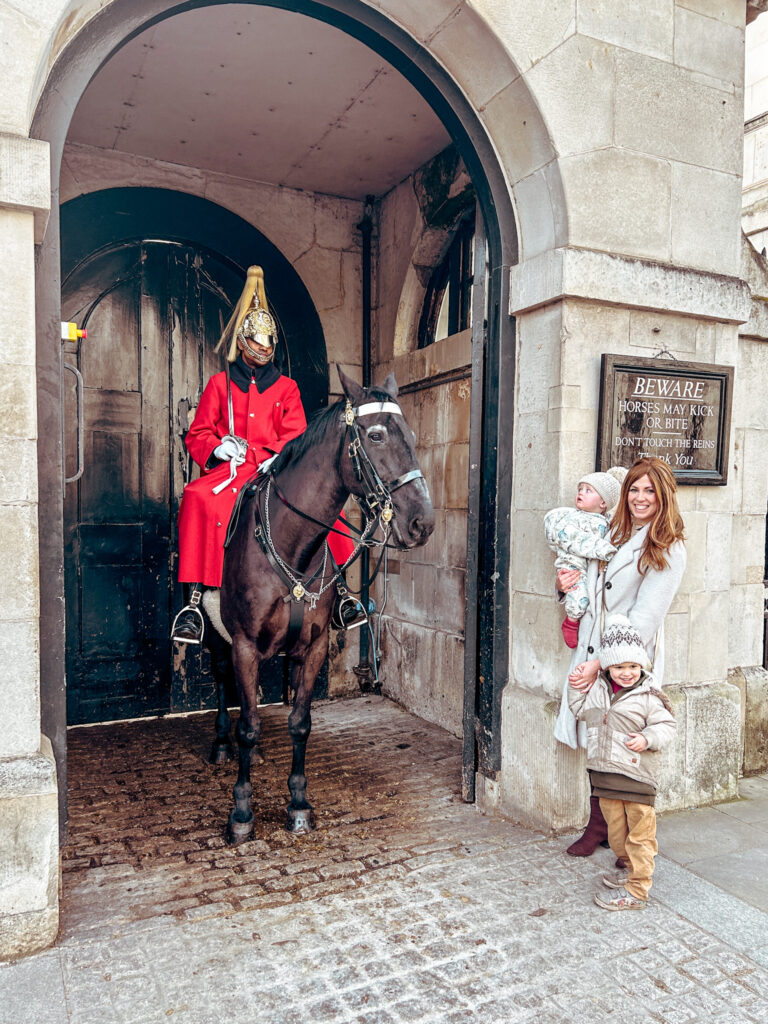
[566,796,608,856]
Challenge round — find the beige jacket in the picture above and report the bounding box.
[568,672,677,791]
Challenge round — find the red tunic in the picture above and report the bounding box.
[177,370,353,586]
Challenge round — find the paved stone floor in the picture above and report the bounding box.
[2,695,768,1023]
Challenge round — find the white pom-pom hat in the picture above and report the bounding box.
[598,614,652,671]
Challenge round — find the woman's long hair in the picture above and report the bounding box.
[610,457,685,573]
[216,265,271,362]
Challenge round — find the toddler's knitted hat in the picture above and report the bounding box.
[578,465,628,516]
[598,614,651,672]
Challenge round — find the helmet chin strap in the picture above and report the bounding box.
[239,334,275,365]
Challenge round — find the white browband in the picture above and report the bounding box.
[354,401,402,418]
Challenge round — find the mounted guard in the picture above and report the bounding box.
[171,264,357,644]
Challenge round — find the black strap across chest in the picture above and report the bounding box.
[225,473,326,653]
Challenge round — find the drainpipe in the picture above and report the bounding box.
[355,196,375,688]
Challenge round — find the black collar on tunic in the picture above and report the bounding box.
[230,355,280,394]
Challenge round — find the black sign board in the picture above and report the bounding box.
[596,355,734,485]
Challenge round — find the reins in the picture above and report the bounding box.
[269,399,424,542]
[248,395,425,627]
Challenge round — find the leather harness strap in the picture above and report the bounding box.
[252,517,309,653]
[221,393,425,654]
[224,475,325,653]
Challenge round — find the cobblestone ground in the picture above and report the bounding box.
[2,696,768,1024]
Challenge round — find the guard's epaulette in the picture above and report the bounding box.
[648,686,674,716]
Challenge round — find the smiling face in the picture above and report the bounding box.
[608,662,643,688]
[575,482,607,515]
[627,473,659,524]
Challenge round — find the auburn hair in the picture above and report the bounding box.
[610,457,685,574]
[216,265,271,362]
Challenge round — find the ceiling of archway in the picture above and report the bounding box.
[67,3,451,200]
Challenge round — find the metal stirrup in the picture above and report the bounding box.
[171,588,205,645]
[333,590,368,632]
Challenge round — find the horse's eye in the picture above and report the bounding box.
[366,426,387,444]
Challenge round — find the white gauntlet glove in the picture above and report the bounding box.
[210,436,248,494]
[213,436,246,465]
[258,454,277,475]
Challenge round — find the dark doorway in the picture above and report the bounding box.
[60,189,330,724]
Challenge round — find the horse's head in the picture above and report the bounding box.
[339,369,435,549]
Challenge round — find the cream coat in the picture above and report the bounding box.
[554,524,686,749]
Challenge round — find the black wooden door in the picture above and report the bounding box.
[62,243,228,722]
[63,240,326,724]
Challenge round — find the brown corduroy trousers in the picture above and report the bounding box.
[599,798,658,901]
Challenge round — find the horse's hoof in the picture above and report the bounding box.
[286,806,315,835]
[209,741,235,765]
[226,815,254,846]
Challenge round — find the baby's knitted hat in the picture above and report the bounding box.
[598,615,651,671]
[578,465,628,516]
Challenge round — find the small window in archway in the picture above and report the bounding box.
[418,214,475,348]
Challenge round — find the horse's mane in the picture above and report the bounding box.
[270,388,393,474]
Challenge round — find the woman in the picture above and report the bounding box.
[172,265,354,643]
[555,456,686,857]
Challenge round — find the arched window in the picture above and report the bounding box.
[417,212,475,348]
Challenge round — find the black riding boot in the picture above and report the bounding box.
[171,584,205,644]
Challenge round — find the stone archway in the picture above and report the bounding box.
[31,0,555,830]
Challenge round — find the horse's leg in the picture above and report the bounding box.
[208,627,236,765]
[226,634,263,846]
[286,633,328,835]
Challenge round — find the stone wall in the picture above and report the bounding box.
[0,134,58,957]
[371,158,471,738]
[499,241,768,828]
[744,11,768,253]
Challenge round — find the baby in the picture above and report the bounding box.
[544,467,627,648]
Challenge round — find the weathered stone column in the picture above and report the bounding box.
[496,249,753,830]
[0,133,58,960]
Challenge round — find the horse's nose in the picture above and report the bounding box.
[408,512,435,544]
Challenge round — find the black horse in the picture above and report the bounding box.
[207,369,434,843]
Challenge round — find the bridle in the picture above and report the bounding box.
[246,395,426,619]
[343,398,426,531]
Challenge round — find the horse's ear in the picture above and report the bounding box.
[380,372,399,399]
[338,366,365,406]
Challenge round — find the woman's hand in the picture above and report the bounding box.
[625,733,648,753]
[568,658,600,692]
[557,568,580,593]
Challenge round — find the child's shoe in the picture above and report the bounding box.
[561,616,579,648]
[594,886,646,911]
[602,871,629,889]
[615,857,629,869]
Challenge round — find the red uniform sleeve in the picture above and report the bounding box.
[267,379,307,454]
[185,375,226,471]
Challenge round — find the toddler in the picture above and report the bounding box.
[544,467,626,647]
[568,615,677,910]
